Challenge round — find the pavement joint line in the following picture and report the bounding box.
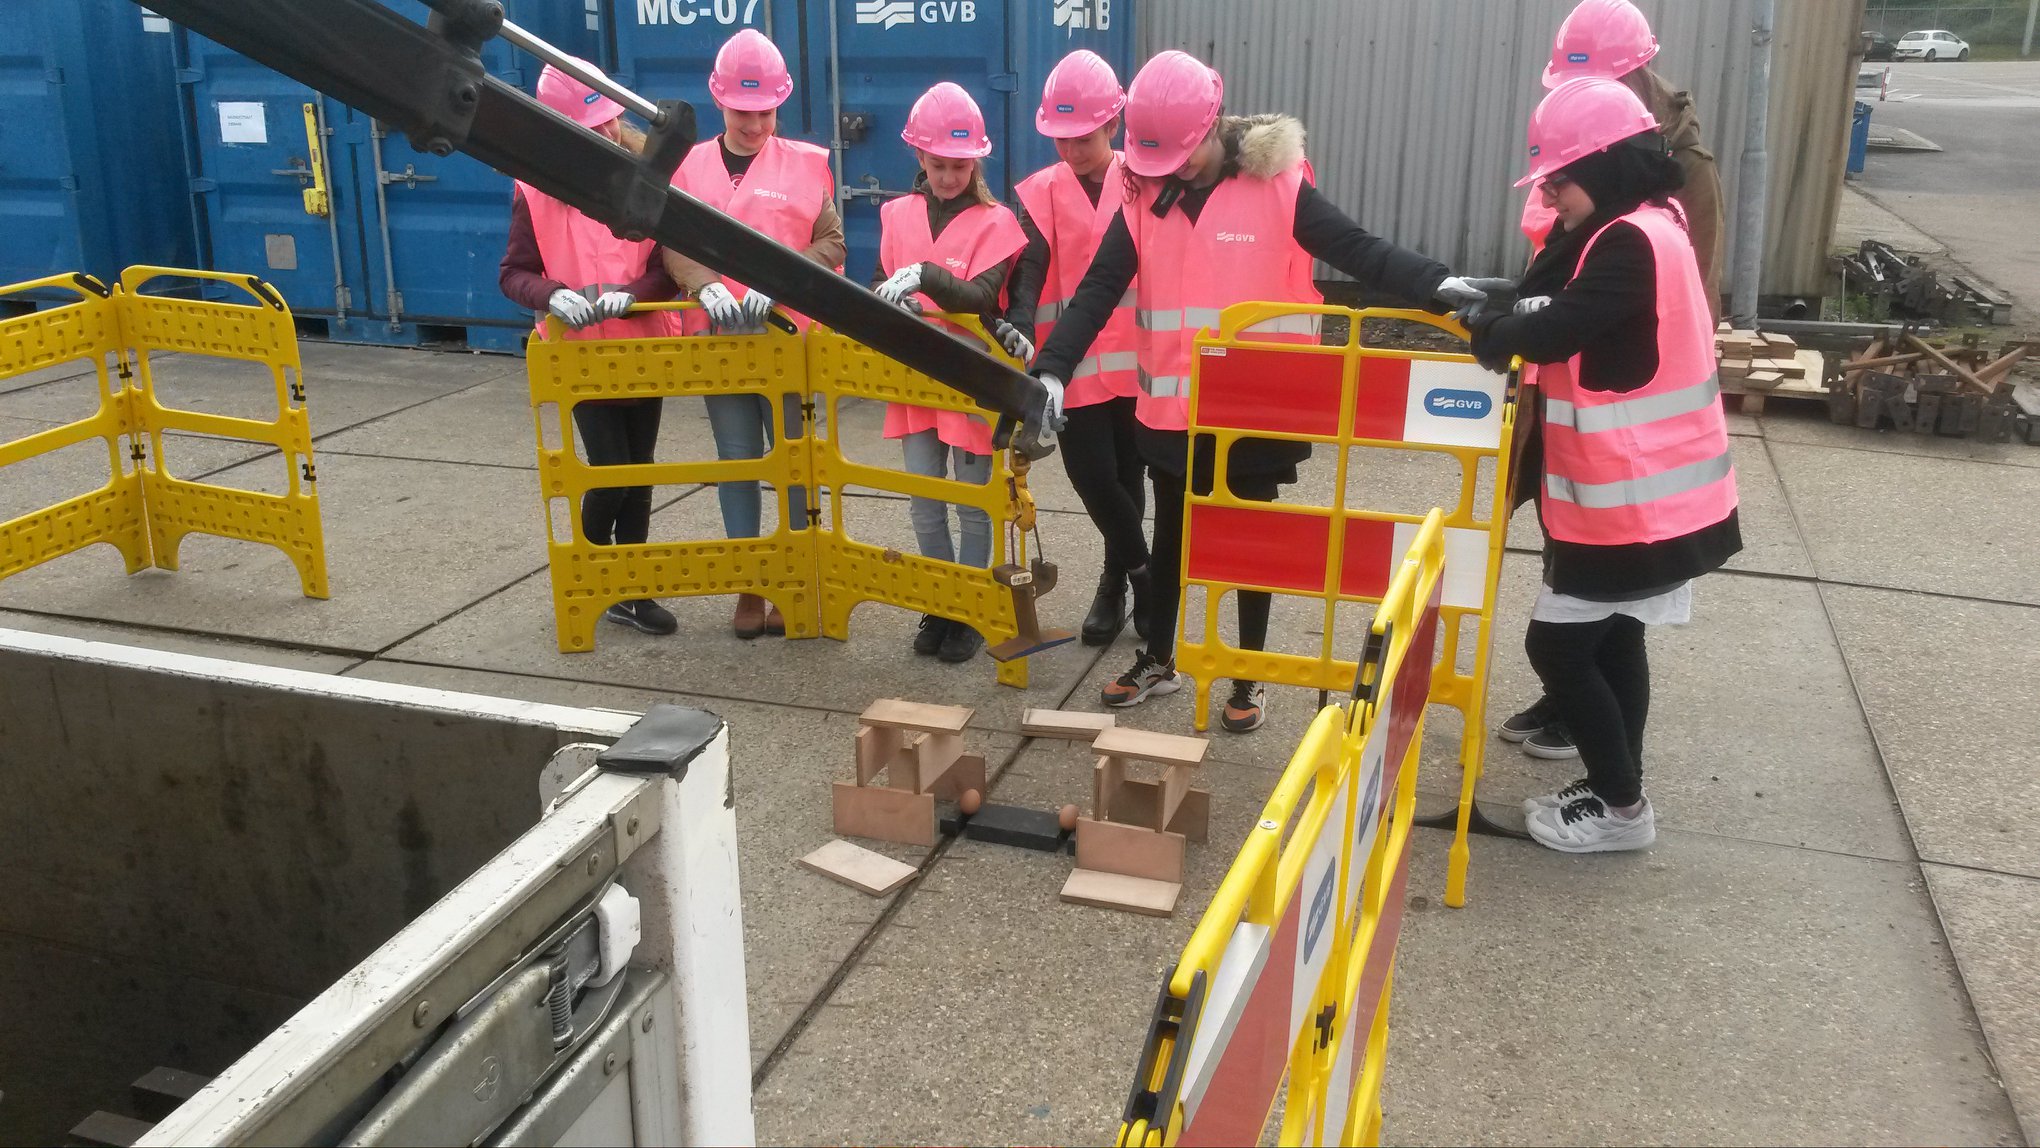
[1917,855,2040,883]
[304,372,509,445]
[0,604,375,661]
[312,448,537,473]
[1764,428,2040,473]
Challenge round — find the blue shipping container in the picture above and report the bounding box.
[177,0,597,352]
[0,1,196,294]
[607,0,1135,284]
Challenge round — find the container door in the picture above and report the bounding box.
[1006,0,1136,193]
[606,0,817,146]
[1,2,87,286]
[177,29,362,321]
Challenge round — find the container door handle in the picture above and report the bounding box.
[299,102,330,217]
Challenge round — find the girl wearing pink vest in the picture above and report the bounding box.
[1009,50,1149,649]
[872,83,1028,665]
[499,59,681,638]
[1031,51,1491,734]
[1465,77,1741,855]
[663,30,844,639]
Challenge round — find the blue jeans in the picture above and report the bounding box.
[704,393,812,537]
[900,429,991,568]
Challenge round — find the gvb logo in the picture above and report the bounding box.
[1424,388,1494,419]
[855,0,977,27]
[1053,0,1110,31]
[1302,862,1336,961]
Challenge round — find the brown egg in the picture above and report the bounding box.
[960,789,983,816]
[1058,804,1080,832]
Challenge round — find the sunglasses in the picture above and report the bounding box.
[1541,172,1576,191]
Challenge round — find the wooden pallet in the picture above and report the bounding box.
[1721,349,1829,414]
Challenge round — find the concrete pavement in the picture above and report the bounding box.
[1,341,2036,1144]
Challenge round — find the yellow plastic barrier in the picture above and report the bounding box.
[528,303,819,651]
[527,308,1050,687]
[1118,511,1446,1148]
[1176,304,1515,906]
[0,268,327,597]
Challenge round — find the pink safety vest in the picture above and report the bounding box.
[1013,154,1138,408]
[1124,161,1322,431]
[516,183,672,340]
[1537,203,1737,546]
[1521,189,1557,254]
[670,135,837,334]
[877,192,1027,453]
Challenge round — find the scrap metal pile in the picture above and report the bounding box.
[1826,328,2040,441]
[1833,240,2013,326]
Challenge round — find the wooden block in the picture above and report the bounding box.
[854,725,899,786]
[1094,754,1126,821]
[860,698,972,734]
[798,838,917,895]
[1092,725,1208,768]
[925,752,986,803]
[1105,775,1163,828]
[70,1113,155,1148]
[1075,816,1186,883]
[910,731,964,791]
[832,781,937,846]
[1061,868,1180,917]
[1167,787,1212,843]
[1021,708,1116,739]
[1744,370,1784,391]
[1160,764,1194,831]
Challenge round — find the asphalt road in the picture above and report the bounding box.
[1858,59,2040,328]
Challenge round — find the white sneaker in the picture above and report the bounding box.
[1521,778,1595,815]
[1525,795,1656,853]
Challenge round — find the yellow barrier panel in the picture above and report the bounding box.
[1176,304,1515,906]
[0,268,327,598]
[1117,511,1446,1148]
[528,303,819,651]
[808,313,1041,689]
[528,308,1050,686]
[121,267,328,598]
[0,274,151,580]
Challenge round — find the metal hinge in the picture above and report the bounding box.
[130,441,147,463]
[988,72,1019,93]
[301,462,317,483]
[188,177,218,194]
[380,164,439,189]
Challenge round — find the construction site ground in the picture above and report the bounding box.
[4,324,2037,1144]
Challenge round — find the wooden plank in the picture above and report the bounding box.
[1167,787,1211,843]
[1020,708,1116,739]
[1160,764,1192,831]
[1906,334,1993,393]
[1106,776,1163,828]
[925,752,986,804]
[1744,370,1784,390]
[860,698,972,734]
[911,731,963,791]
[1092,725,1208,769]
[1075,817,1186,883]
[1094,754,1126,821]
[832,781,936,846]
[798,839,918,896]
[1060,869,1180,917]
[854,725,899,787]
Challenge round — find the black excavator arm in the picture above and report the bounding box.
[133,0,1061,458]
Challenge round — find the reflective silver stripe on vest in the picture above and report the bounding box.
[1073,351,1141,379]
[1545,374,1722,434]
[1039,288,1133,326]
[1544,451,1734,509]
[1139,366,1187,397]
[1136,305,1225,334]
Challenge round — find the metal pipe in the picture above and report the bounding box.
[367,119,404,331]
[2025,0,2037,57]
[1729,0,1774,328]
[827,0,847,217]
[498,17,666,125]
[315,100,350,321]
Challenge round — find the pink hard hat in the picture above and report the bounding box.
[901,82,992,159]
[1515,76,1659,187]
[1122,50,1223,178]
[1542,0,1660,88]
[1037,50,1126,138]
[710,29,793,111]
[537,58,624,129]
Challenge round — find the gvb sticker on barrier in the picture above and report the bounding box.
[1177,304,1517,908]
[1117,513,1447,1148]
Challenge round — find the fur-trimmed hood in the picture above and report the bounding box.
[1220,114,1306,180]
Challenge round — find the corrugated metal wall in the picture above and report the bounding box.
[1139,0,1865,298]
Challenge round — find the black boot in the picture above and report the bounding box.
[1127,565,1152,642]
[1081,565,1127,646]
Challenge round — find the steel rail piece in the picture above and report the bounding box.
[132,0,1062,459]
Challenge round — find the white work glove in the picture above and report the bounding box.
[592,290,636,321]
[696,281,744,330]
[1515,295,1553,315]
[1037,372,1066,424]
[875,263,924,307]
[547,288,596,330]
[991,318,1035,362]
[1434,275,1518,308]
[738,290,775,330]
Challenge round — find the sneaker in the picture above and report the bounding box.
[1521,778,1594,814]
[912,614,950,656]
[1101,649,1181,708]
[1525,795,1656,853]
[1220,680,1267,733]
[605,599,677,636]
[1498,697,1557,743]
[937,623,985,664]
[1522,722,1579,761]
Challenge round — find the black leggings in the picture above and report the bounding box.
[1147,464,1281,665]
[573,397,663,546]
[1525,614,1650,807]
[1059,395,1149,574]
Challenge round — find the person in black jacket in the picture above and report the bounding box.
[1032,55,1504,733]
